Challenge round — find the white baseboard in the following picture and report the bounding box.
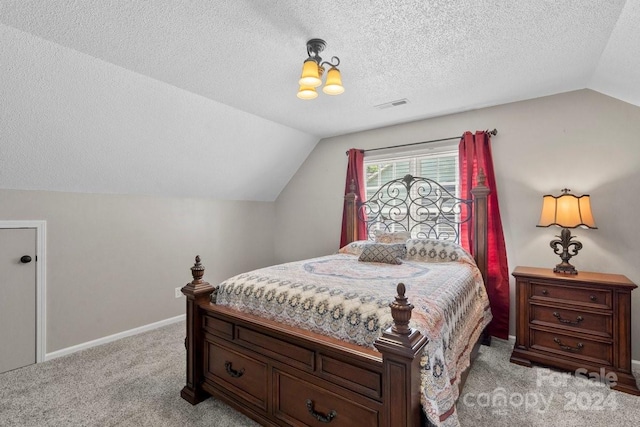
[44,314,185,361]
[507,334,639,372]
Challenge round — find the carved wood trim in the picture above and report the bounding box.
[344,180,358,244]
[181,255,215,404]
[374,284,429,427]
[470,169,490,283]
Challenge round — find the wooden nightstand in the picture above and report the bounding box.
[510,266,640,395]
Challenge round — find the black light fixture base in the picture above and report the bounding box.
[306,39,326,58]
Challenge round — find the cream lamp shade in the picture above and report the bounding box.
[537,193,597,229]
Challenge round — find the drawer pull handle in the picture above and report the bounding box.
[552,312,584,325]
[590,295,597,301]
[224,361,244,378]
[306,399,337,423]
[553,337,584,352]
[541,289,549,295]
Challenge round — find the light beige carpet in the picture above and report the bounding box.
[0,322,638,426]
[457,338,640,426]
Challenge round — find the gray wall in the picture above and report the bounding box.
[274,89,640,359]
[0,190,275,353]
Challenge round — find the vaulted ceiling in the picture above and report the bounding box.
[1,1,639,200]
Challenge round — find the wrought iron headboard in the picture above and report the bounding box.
[358,174,472,244]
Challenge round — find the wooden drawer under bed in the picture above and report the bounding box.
[200,310,388,426]
[203,339,268,411]
[203,313,384,399]
[274,368,381,427]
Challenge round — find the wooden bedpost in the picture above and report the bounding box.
[344,179,358,244]
[471,170,492,346]
[180,255,215,405]
[374,283,429,427]
[470,170,490,284]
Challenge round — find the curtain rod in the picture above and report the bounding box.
[345,128,498,156]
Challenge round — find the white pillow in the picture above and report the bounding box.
[338,240,371,256]
[372,230,411,244]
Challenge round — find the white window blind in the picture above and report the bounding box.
[363,148,462,240]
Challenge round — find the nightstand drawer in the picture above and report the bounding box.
[530,329,612,366]
[530,281,611,309]
[530,305,612,338]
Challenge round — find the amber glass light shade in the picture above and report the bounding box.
[322,67,344,95]
[299,59,322,88]
[296,85,318,100]
[537,193,597,229]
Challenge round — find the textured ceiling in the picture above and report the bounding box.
[1,0,639,200]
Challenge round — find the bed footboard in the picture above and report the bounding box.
[180,256,428,427]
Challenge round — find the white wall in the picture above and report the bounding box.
[0,190,275,353]
[274,89,640,359]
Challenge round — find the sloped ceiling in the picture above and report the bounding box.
[1,1,639,201]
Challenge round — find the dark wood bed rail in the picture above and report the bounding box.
[181,257,428,426]
[344,171,490,283]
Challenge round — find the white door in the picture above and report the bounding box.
[0,228,37,374]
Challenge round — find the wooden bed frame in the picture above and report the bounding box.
[180,173,490,427]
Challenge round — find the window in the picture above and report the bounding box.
[363,147,464,241]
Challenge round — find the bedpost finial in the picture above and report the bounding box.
[397,282,406,297]
[477,168,486,186]
[390,283,413,336]
[191,255,205,283]
[349,179,356,193]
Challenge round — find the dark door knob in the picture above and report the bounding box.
[20,255,32,264]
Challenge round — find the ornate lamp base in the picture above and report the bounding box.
[550,228,582,275]
[553,261,577,275]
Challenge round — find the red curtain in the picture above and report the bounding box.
[459,131,510,339]
[340,149,367,247]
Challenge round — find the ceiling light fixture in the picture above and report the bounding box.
[297,39,344,100]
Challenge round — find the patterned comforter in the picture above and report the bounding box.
[215,253,492,427]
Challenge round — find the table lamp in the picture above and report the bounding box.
[536,189,597,274]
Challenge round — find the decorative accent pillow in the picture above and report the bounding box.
[372,230,412,244]
[338,240,371,256]
[405,238,474,264]
[358,243,407,265]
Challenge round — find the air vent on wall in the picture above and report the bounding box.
[374,98,409,109]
